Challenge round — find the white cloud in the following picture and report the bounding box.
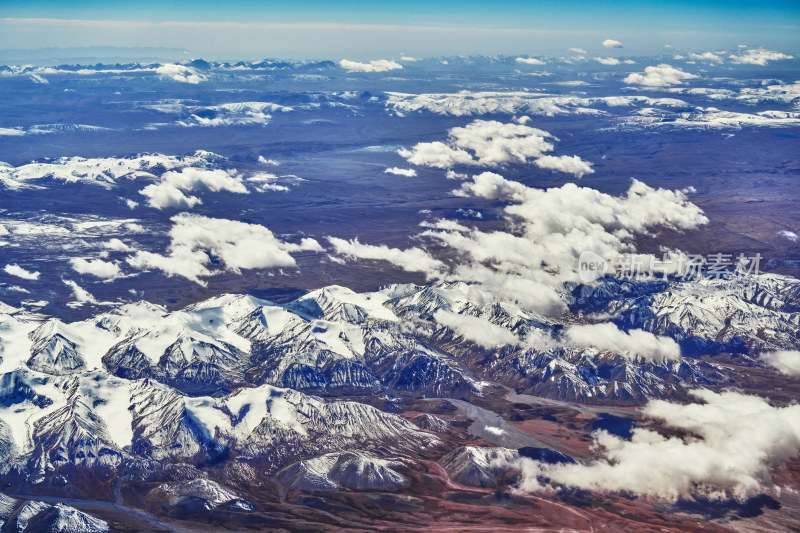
[398,141,475,169]
[594,57,620,66]
[127,247,209,283]
[0,127,25,136]
[155,63,205,83]
[4,285,29,294]
[730,48,793,66]
[399,119,557,169]
[510,390,800,501]
[433,309,520,348]
[602,39,623,48]
[399,120,592,178]
[139,167,248,210]
[688,51,723,63]
[761,350,800,376]
[400,56,419,62]
[126,213,322,284]
[161,168,248,193]
[565,323,681,362]
[515,57,545,65]
[339,59,403,73]
[246,172,301,193]
[139,185,202,210]
[4,264,40,280]
[385,167,418,177]
[447,120,555,165]
[103,238,133,252]
[258,156,280,166]
[327,237,444,274]
[339,123,705,318]
[623,64,697,87]
[63,279,97,305]
[453,171,529,200]
[421,175,707,315]
[534,155,594,178]
[568,47,587,54]
[69,257,122,280]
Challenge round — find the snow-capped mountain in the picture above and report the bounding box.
[0,271,798,520]
[279,451,409,491]
[604,274,800,353]
[0,494,108,532]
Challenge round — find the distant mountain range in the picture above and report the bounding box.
[0,46,189,65]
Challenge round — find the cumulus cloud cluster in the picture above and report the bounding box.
[327,119,708,316]
[730,48,793,66]
[397,119,593,178]
[602,39,623,48]
[533,155,594,178]
[384,167,417,177]
[761,350,800,376]
[139,167,248,209]
[434,309,520,348]
[69,257,122,280]
[565,323,681,362]
[63,279,99,306]
[327,237,443,273]
[339,59,403,73]
[688,51,723,63]
[333,127,706,317]
[623,64,697,87]
[594,57,620,66]
[515,57,545,66]
[4,264,40,280]
[510,389,800,501]
[427,175,705,314]
[127,213,323,284]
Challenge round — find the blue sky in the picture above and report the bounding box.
[1,0,798,59]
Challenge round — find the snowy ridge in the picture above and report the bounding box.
[604,274,800,352]
[0,494,108,532]
[0,367,438,476]
[385,91,693,117]
[279,451,409,491]
[0,272,798,479]
[0,150,222,190]
[440,446,520,487]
